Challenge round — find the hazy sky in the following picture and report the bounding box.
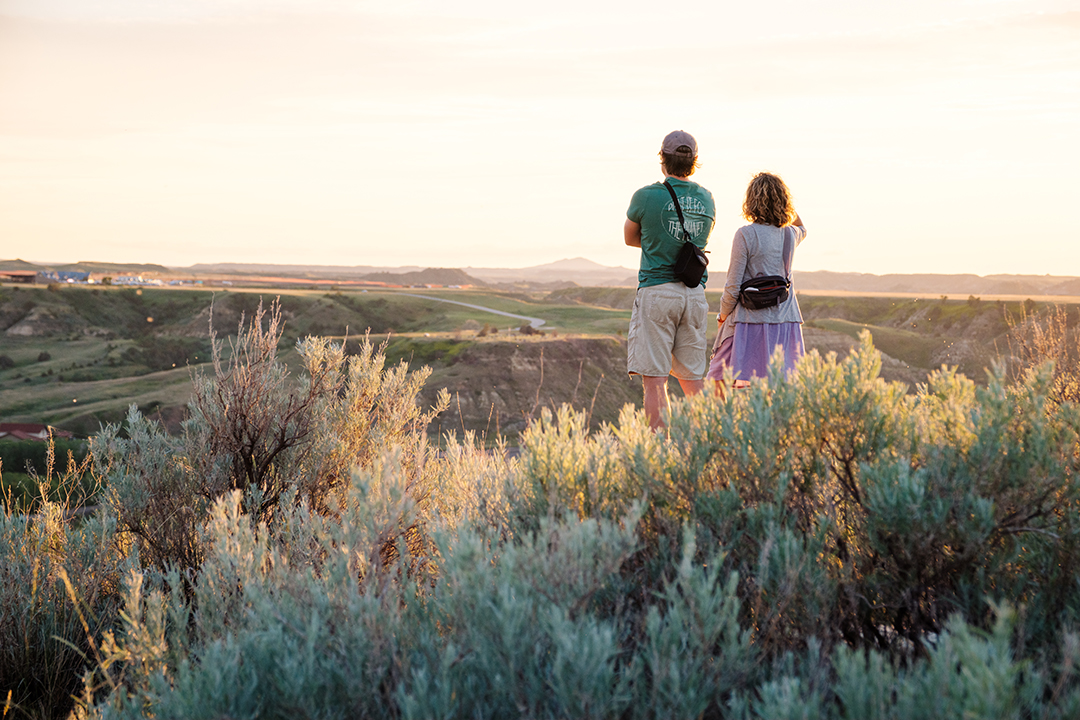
[1,0,1077,274]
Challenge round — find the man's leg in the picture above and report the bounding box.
[669,288,708,404]
[642,375,669,430]
[676,378,704,397]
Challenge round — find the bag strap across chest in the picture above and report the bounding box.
[662,181,693,242]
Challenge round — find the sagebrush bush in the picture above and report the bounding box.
[83,462,441,720]
[512,335,1080,662]
[12,322,1080,719]
[95,299,449,573]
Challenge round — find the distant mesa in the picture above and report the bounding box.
[358,267,485,287]
[0,258,42,272]
[6,257,1080,298]
[1047,278,1080,296]
[525,257,618,272]
[59,261,173,275]
[182,258,637,290]
[464,258,636,287]
[186,262,426,277]
[0,258,176,283]
[791,271,1080,298]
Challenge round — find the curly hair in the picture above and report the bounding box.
[660,150,699,178]
[742,172,795,227]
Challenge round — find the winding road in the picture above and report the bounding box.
[394,293,546,329]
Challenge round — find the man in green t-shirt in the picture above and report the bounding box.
[624,130,716,429]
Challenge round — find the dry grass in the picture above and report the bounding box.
[1008,304,1080,404]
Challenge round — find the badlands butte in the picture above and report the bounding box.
[1,257,1076,442]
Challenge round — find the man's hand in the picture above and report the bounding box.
[624,219,642,248]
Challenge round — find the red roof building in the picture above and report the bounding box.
[0,423,74,441]
[0,271,39,284]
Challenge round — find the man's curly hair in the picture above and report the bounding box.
[742,172,795,227]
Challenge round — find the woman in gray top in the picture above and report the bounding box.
[706,172,807,384]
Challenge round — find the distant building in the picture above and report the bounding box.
[37,270,91,284]
[0,271,38,284]
[0,423,74,442]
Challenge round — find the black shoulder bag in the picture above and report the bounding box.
[738,229,794,310]
[663,181,709,288]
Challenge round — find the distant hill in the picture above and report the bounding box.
[793,271,1074,297]
[464,258,637,287]
[527,257,626,272]
[1047,278,1080,295]
[358,268,486,287]
[57,261,173,275]
[180,258,636,289]
[0,259,172,276]
[0,259,42,272]
[186,263,425,277]
[8,257,1080,297]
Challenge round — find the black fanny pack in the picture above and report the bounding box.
[737,228,794,310]
[738,275,790,310]
[663,181,708,288]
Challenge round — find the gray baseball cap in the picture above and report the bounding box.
[661,130,697,156]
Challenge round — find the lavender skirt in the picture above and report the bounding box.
[706,322,804,382]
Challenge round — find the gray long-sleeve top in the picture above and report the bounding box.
[717,222,807,345]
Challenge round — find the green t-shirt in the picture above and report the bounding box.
[626,177,716,288]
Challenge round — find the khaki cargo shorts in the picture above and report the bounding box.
[627,282,709,380]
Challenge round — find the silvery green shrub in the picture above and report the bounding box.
[95,300,448,573]
[74,331,1080,719]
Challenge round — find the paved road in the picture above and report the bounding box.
[394,293,546,329]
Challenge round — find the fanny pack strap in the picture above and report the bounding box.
[782,229,793,280]
[745,224,794,282]
[662,181,692,242]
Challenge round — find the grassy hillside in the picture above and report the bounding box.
[548,287,1061,384]
[0,285,638,438]
[0,283,1058,440]
[798,294,1021,378]
[387,335,640,439]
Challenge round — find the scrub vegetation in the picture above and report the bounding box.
[4,302,1080,719]
[0,285,633,438]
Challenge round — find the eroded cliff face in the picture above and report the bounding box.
[3,304,104,337]
[419,337,642,439]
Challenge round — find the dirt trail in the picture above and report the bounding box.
[395,293,546,329]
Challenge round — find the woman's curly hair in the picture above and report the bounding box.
[742,172,795,227]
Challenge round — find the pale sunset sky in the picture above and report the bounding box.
[0,0,1077,274]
